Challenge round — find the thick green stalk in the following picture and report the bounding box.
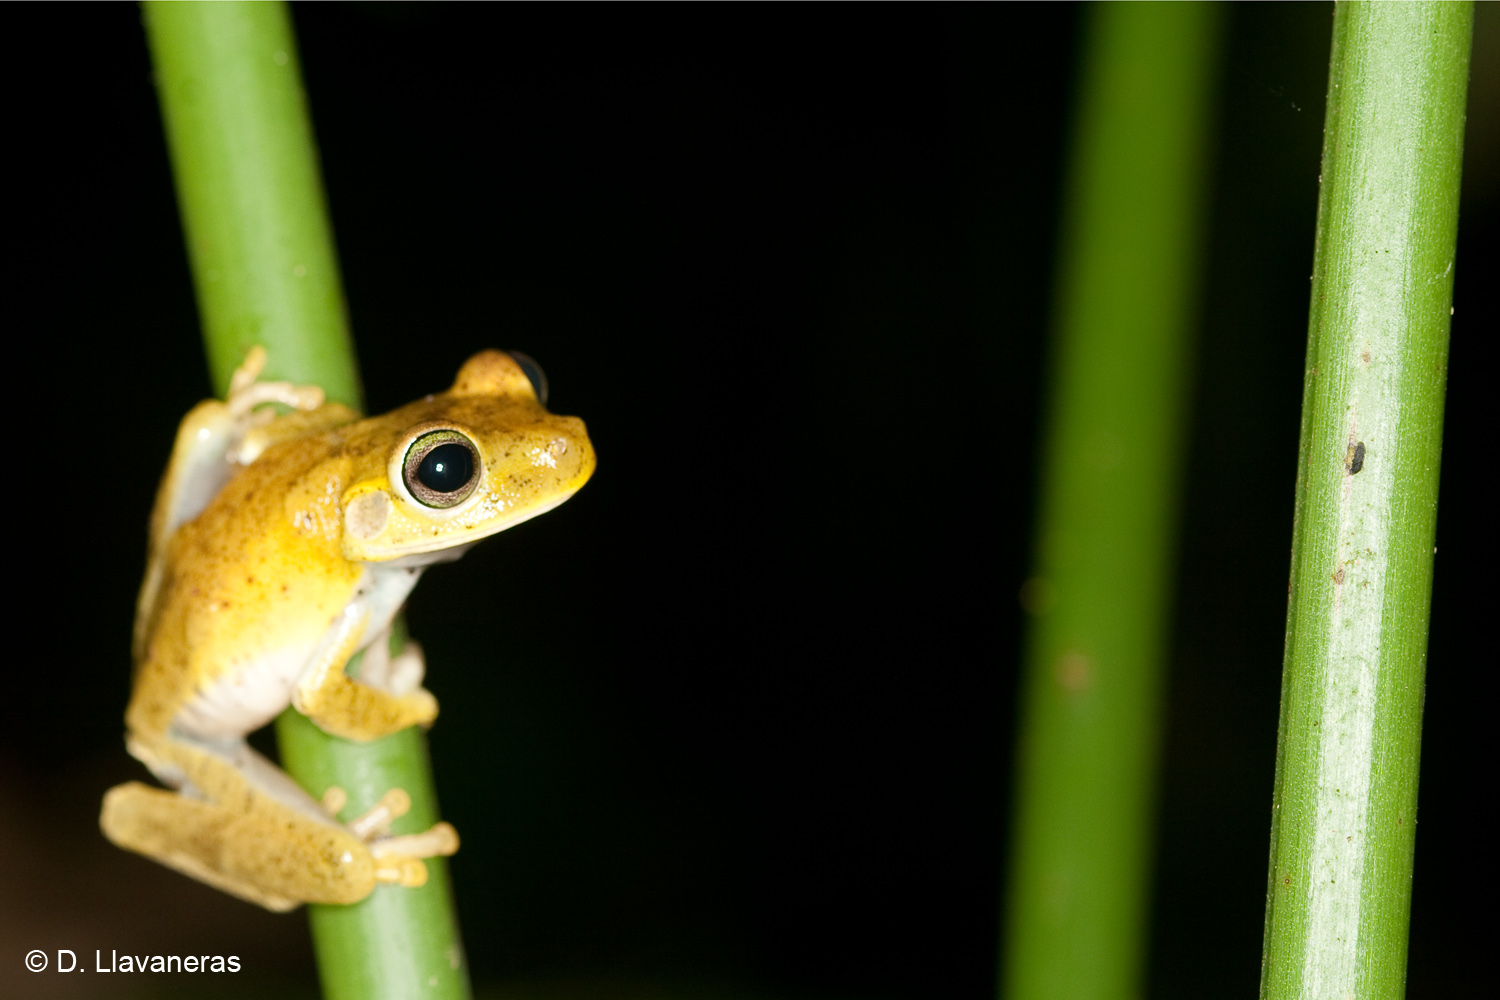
[141,4,470,998]
[1000,6,1221,999]
[1260,4,1471,997]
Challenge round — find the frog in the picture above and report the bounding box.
[100,347,595,911]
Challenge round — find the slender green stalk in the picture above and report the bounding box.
[141,1,360,409]
[142,4,470,998]
[1260,4,1472,997]
[1000,5,1221,999]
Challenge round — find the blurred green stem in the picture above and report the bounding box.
[1260,4,1472,997]
[142,3,470,998]
[1001,5,1221,999]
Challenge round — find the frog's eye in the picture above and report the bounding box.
[402,430,481,508]
[506,351,549,406]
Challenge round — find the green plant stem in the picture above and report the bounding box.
[141,4,470,998]
[1260,4,1472,997]
[142,0,360,409]
[1000,5,1221,999]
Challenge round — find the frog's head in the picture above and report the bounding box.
[338,350,595,563]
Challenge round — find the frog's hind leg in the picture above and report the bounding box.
[101,732,372,911]
[101,732,455,911]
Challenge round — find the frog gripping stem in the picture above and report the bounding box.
[102,735,460,911]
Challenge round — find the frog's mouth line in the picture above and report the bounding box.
[367,490,579,566]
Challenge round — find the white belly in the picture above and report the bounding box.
[173,646,308,739]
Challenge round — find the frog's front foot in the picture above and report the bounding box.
[226,344,325,418]
[222,345,351,467]
[358,634,427,697]
[342,787,460,888]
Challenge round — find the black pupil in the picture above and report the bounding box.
[417,442,474,494]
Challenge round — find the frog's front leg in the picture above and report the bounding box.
[100,731,457,911]
[293,592,439,742]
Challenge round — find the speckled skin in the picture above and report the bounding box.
[101,350,594,910]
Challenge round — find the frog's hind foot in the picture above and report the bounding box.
[103,734,459,909]
[346,787,411,838]
[100,780,369,912]
[340,786,460,889]
[104,734,379,911]
[370,826,460,888]
[320,784,349,816]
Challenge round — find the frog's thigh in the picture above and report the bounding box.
[101,735,376,911]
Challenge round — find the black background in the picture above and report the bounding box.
[5,4,1495,999]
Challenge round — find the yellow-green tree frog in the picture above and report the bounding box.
[101,348,594,911]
